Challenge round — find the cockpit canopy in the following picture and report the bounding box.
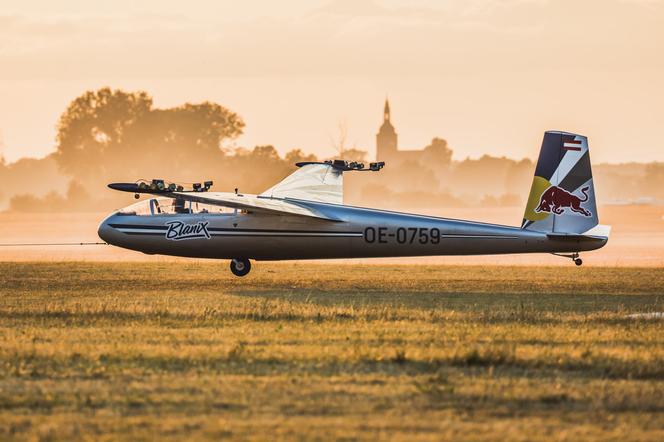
[117,197,238,216]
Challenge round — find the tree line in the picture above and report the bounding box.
[2,87,663,212]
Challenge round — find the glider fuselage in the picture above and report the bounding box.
[98,199,606,260]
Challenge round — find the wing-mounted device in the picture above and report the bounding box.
[106,159,386,220]
[108,179,214,199]
[296,159,385,172]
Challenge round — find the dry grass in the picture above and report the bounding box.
[0,262,663,441]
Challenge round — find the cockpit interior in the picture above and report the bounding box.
[117,197,240,216]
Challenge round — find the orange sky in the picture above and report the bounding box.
[0,0,662,164]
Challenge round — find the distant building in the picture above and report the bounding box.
[375,99,398,162]
[376,99,430,165]
[376,100,452,169]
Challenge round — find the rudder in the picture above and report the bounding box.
[522,131,598,234]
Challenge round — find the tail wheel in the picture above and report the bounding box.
[551,252,583,266]
[230,258,251,277]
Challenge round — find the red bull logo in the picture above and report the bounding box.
[535,186,592,217]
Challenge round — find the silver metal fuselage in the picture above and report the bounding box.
[98,199,606,260]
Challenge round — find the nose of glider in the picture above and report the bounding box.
[97,214,116,245]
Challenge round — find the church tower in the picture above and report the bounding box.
[376,99,397,161]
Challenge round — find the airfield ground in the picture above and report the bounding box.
[0,263,662,441]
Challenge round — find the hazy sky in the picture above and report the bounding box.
[0,0,662,163]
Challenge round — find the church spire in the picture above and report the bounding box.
[377,98,397,161]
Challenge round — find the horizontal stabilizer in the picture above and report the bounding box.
[546,224,611,240]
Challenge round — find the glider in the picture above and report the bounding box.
[99,132,609,276]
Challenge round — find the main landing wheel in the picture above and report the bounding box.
[574,258,583,266]
[230,258,251,277]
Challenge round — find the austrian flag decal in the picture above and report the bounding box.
[562,137,583,151]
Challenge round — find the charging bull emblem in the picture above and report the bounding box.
[535,186,592,217]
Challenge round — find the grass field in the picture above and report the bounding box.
[0,263,663,441]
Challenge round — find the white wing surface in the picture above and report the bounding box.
[260,164,343,204]
[172,191,340,221]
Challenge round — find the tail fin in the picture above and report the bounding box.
[521,131,598,234]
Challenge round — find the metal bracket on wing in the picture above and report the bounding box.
[295,160,385,172]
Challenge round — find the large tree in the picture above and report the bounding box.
[55,88,245,186]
